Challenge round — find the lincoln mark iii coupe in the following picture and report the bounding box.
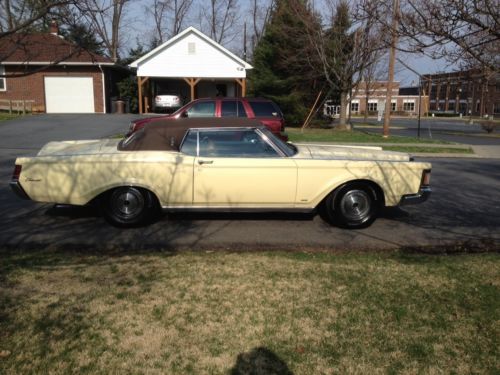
[10,118,431,228]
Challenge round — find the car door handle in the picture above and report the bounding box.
[198,160,214,165]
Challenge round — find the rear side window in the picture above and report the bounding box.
[248,101,280,117]
[186,101,215,117]
[221,101,247,117]
[180,130,197,156]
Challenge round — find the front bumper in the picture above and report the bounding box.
[10,181,31,200]
[400,186,431,206]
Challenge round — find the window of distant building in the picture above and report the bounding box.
[367,101,378,112]
[494,102,500,114]
[351,101,359,113]
[0,66,6,91]
[391,100,397,111]
[403,100,415,112]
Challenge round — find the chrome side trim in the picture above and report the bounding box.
[10,181,31,200]
[161,206,315,214]
[400,186,431,206]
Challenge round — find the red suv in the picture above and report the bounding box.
[127,98,288,140]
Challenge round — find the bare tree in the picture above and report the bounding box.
[75,0,131,61]
[299,0,385,129]
[370,0,499,72]
[250,0,273,52]
[199,0,239,45]
[145,0,193,43]
[0,0,74,36]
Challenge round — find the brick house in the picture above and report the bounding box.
[0,26,126,113]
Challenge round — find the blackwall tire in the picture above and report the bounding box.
[103,187,156,227]
[325,183,379,229]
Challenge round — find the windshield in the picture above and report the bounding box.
[259,128,297,157]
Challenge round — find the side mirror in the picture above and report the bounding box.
[181,111,189,118]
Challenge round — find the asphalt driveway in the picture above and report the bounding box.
[1,114,499,252]
[0,113,138,153]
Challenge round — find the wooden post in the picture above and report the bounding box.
[235,78,247,97]
[183,78,201,101]
[8,100,12,114]
[138,76,143,114]
[137,77,150,114]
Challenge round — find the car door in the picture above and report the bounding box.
[192,128,297,207]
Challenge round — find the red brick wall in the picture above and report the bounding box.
[0,65,105,113]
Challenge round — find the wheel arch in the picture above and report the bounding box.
[87,183,161,207]
[319,179,385,209]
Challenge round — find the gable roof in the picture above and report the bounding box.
[0,33,114,65]
[129,26,252,70]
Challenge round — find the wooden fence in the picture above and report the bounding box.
[0,100,36,114]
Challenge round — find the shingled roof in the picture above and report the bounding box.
[0,33,113,65]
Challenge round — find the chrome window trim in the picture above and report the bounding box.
[186,127,284,158]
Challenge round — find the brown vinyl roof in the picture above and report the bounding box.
[0,33,113,64]
[119,118,265,152]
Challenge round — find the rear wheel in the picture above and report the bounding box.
[103,187,157,227]
[324,183,379,229]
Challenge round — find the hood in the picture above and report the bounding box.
[37,139,121,156]
[293,143,411,162]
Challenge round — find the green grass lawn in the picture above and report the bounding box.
[287,127,449,144]
[0,113,20,122]
[0,249,498,374]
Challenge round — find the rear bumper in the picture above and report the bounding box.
[10,181,31,200]
[400,186,431,206]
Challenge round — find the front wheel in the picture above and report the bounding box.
[103,187,158,227]
[324,183,379,229]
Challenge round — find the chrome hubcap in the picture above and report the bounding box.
[339,190,371,222]
[112,189,144,218]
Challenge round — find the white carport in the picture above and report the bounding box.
[129,26,253,114]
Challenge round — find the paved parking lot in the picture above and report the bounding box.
[1,114,499,252]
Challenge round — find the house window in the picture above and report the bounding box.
[0,66,5,91]
[391,101,397,111]
[494,102,500,114]
[351,102,359,113]
[367,102,378,112]
[403,101,415,112]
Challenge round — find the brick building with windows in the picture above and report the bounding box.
[0,23,127,113]
[422,69,499,117]
[324,81,427,117]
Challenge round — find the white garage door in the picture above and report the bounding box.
[45,77,95,113]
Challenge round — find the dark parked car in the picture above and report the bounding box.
[128,97,288,140]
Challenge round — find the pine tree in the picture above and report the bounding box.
[249,0,321,125]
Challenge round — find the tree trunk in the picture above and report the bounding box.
[337,91,348,130]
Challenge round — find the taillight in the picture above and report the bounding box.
[421,169,431,186]
[12,165,22,181]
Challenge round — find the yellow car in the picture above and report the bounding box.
[10,118,431,228]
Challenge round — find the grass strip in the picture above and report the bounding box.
[383,146,474,154]
[0,250,498,374]
[0,113,20,122]
[288,127,449,144]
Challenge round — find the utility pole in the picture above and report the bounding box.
[383,0,399,138]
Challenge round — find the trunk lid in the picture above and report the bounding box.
[37,139,121,156]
